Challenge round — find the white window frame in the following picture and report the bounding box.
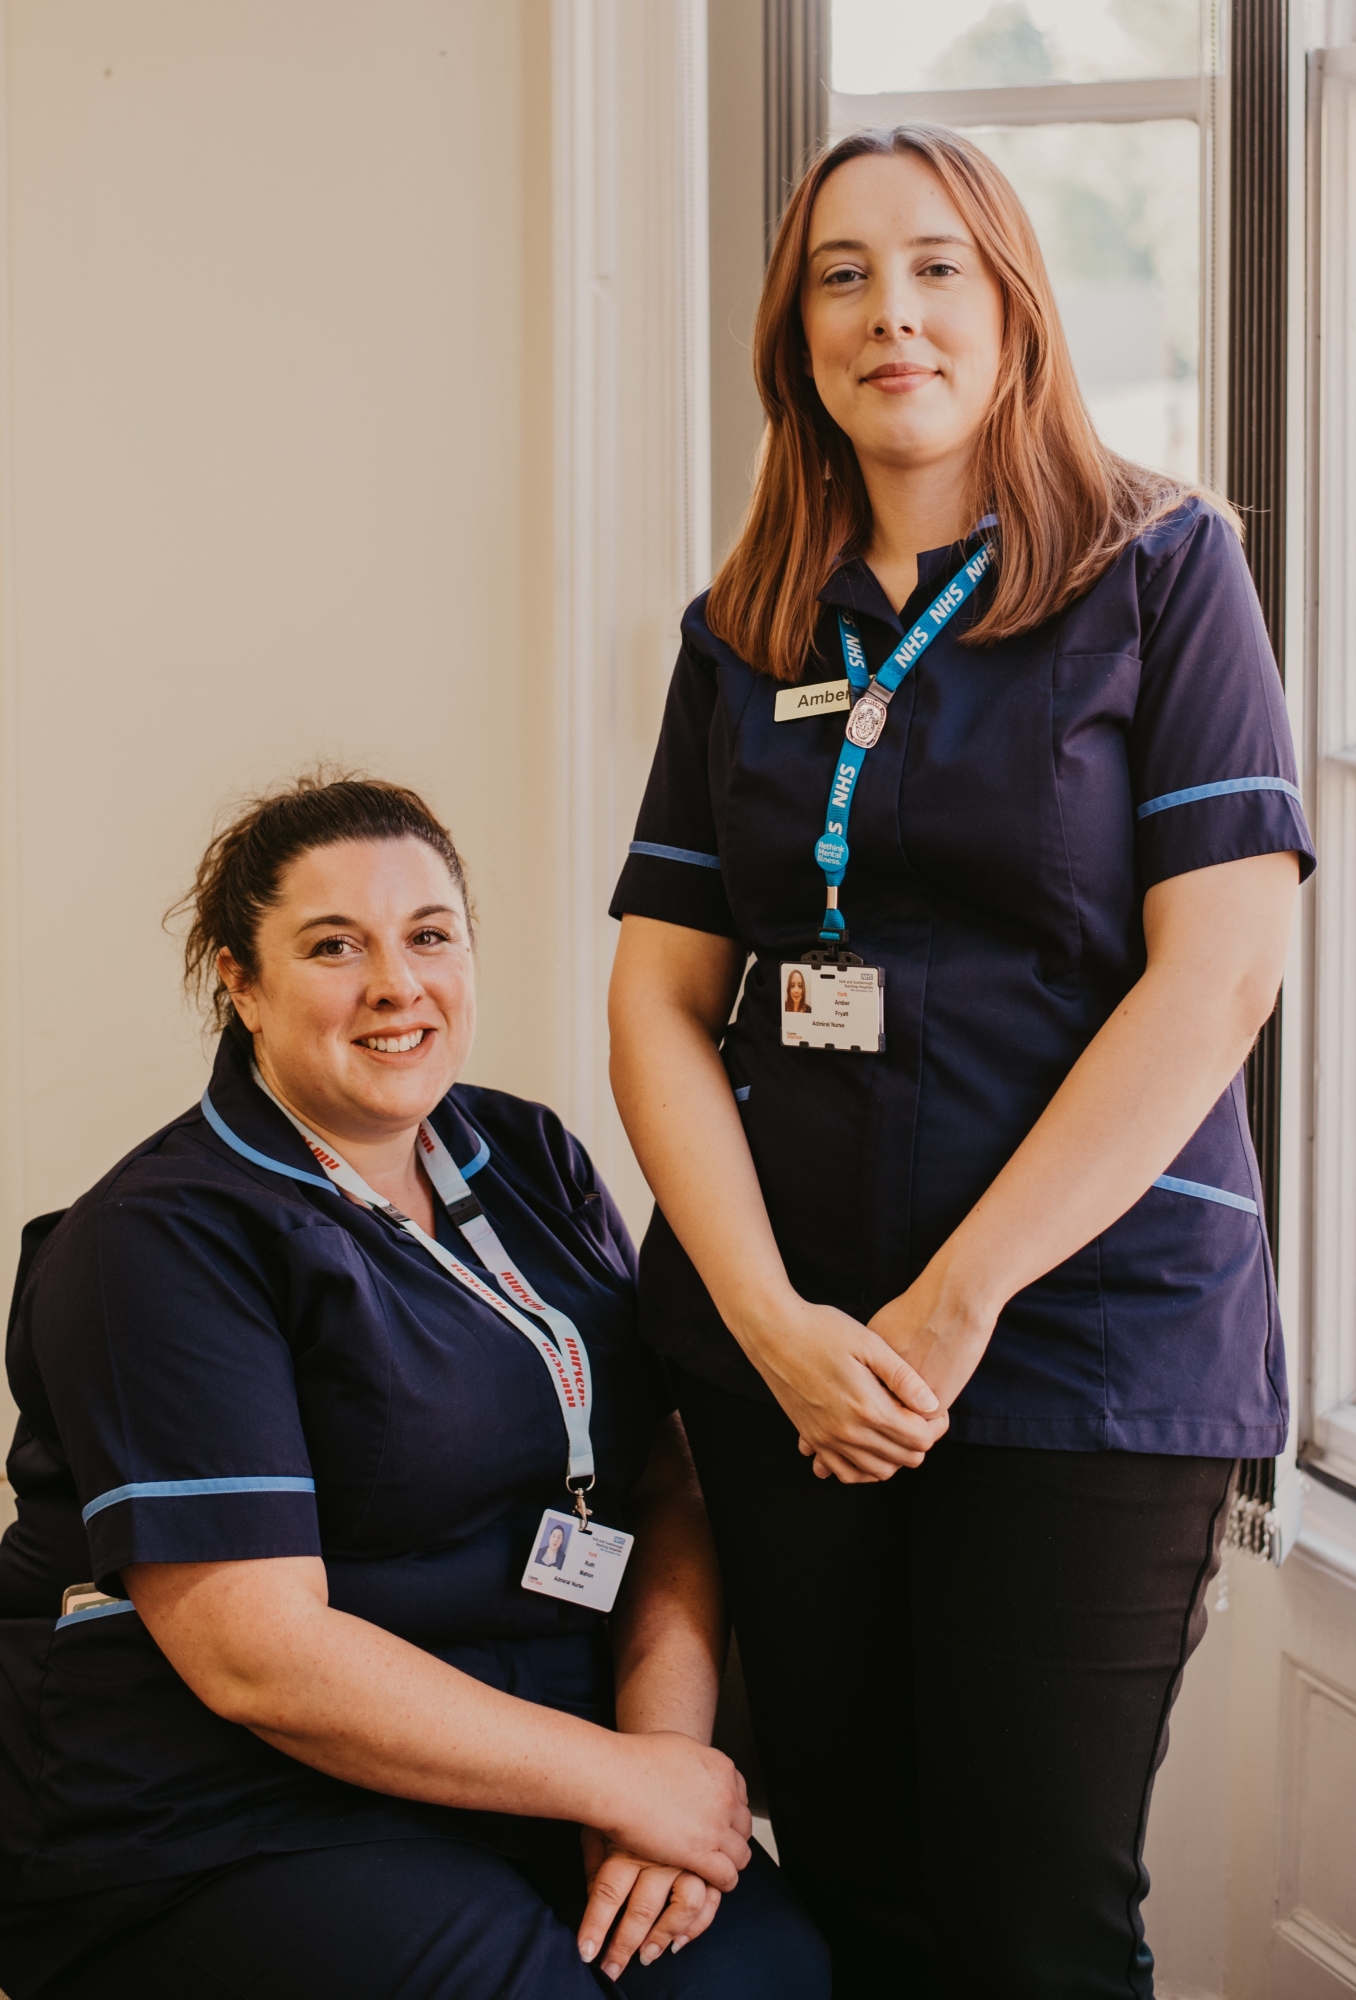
[1303,40,1356,1494]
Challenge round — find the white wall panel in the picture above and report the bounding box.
[0,0,559,1443]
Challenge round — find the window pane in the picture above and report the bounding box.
[832,0,1202,95]
[971,121,1200,478]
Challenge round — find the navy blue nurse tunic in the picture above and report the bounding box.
[610,499,1315,1457]
[0,1029,667,1901]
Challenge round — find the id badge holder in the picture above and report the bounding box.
[521,1507,634,1614]
[780,950,885,1053]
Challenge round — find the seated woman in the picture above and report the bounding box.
[0,776,829,2000]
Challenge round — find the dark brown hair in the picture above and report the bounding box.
[173,772,471,1035]
[706,124,1235,682]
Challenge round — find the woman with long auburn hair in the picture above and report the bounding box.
[608,123,1314,1996]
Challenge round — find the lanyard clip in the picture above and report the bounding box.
[568,1476,595,1532]
[803,947,865,970]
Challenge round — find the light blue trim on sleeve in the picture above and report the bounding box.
[82,1475,318,1524]
[55,1598,139,1632]
[459,1134,491,1179]
[628,841,722,870]
[734,1085,751,1103]
[1136,776,1302,820]
[1152,1174,1259,1215]
[200,1091,337,1193]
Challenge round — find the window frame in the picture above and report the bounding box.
[1301,41,1356,1497]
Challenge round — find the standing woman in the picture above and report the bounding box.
[608,127,1313,1999]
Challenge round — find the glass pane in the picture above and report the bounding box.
[832,0,1202,95]
[971,121,1200,478]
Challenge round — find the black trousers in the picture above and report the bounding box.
[673,1362,1236,2000]
[0,1834,829,2000]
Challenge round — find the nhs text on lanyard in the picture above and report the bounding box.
[251,1066,633,1613]
[781,543,993,1054]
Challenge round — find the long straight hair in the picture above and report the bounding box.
[706,125,1233,682]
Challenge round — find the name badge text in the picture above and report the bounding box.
[774,681,852,722]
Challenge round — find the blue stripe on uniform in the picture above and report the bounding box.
[205,1088,490,1189]
[200,1091,337,1192]
[1136,776,1302,820]
[1152,1174,1258,1215]
[734,1086,751,1102]
[55,1599,139,1632]
[627,841,722,870]
[82,1475,317,1524]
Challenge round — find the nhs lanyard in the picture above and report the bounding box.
[250,1066,596,1499]
[814,542,992,945]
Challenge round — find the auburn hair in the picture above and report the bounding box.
[706,124,1234,682]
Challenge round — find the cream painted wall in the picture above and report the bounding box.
[707,0,764,565]
[0,0,557,1441]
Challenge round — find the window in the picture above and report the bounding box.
[829,0,1223,484]
[1306,42,1356,1495]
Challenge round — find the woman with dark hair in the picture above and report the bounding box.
[608,128,1313,1996]
[0,776,828,2000]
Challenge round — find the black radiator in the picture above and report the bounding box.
[1229,0,1290,1547]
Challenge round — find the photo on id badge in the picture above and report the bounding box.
[781,960,885,1052]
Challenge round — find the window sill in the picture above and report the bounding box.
[1295,1457,1356,1584]
[1309,1401,1356,1493]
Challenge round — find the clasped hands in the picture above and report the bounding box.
[577,1830,723,1980]
[575,1731,750,1981]
[744,1256,997,1486]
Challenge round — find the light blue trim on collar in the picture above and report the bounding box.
[203,1088,489,1190]
[734,1085,751,1102]
[1137,776,1302,820]
[1152,1174,1258,1215]
[82,1474,317,1524]
[200,1090,337,1193]
[628,841,721,871]
[55,1598,139,1632]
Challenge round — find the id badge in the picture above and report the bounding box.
[780,960,885,1052]
[521,1508,634,1614]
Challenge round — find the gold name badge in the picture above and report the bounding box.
[774,680,852,722]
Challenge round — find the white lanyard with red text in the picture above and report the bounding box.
[250,1064,597,1498]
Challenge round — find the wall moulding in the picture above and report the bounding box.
[550,0,710,1229]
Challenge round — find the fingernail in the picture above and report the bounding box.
[578,1940,597,1963]
[639,1944,660,1965]
[603,1963,621,1981]
[672,1935,690,1954]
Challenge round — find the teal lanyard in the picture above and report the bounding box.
[815,543,993,946]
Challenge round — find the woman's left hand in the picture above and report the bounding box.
[578,1827,721,1979]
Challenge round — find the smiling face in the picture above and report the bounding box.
[799,149,1004,491]
[219,835,475,1147]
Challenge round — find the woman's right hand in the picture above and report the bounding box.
[738,1295,949,1483]
[594,1731,751,1890]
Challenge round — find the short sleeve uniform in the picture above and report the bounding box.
[610,500,1314,1456]
[0,1032,668,1900]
